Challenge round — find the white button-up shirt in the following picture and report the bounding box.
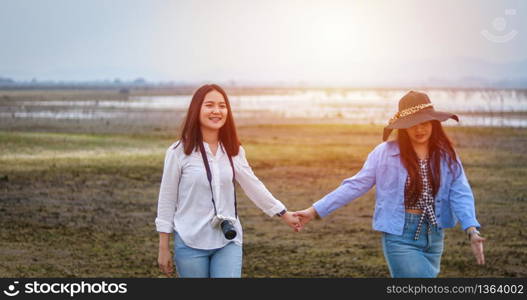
[155,141,286,249]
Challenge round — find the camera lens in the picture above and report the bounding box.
[220,220,237,240]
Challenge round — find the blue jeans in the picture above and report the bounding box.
[381,212,444,278]
[173,232,243,278]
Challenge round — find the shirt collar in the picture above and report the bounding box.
[202,141,225,157]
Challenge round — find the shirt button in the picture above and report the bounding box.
[437,214,441,218]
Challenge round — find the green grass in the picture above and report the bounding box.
[0,124,526,277]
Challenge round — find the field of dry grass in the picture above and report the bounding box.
[1,123,526,277]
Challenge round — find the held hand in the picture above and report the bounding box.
[470,234,486,265]
[158,248,174,276]
[292,207,318,228]
[280,211,303,232]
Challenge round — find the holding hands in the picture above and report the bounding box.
[280,206,319,232]
[280,211,303,232]
[292,207,318,229]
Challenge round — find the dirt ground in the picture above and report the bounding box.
[1,119,526,277]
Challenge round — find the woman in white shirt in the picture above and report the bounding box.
[156,84,300,278]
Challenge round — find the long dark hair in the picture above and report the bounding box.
[178,84,240,156]
[397,120,459,206]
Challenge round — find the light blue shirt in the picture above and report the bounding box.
[313,141,480,235]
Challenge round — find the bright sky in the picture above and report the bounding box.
[1,0,526,84]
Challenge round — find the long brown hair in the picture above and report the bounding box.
[177,84,240,156]
[397,120,459,206]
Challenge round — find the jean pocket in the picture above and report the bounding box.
[433,227,444,238]
[402,220,418,238]
[383,232,404,243]
[174,232,188,250]
[403,220,410,232]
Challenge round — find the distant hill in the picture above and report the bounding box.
[1,57,526,89]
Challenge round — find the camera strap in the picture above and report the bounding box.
[199,142,238,218]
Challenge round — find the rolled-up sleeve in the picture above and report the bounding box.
[313,144,380,218]
[233,146,285,217]
[449,157,480,231]
[155,146,181,233]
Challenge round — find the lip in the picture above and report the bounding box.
[208,116,222,123]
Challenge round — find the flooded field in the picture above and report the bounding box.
[1,89,527,128]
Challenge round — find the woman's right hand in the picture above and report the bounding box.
[158,248,174,276]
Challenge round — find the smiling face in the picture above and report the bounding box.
[406,121,432,146]
[199,90,228,132]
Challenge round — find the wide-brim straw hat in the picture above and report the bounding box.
[383,91,459,141]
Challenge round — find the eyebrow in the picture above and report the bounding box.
[203,100,226,104]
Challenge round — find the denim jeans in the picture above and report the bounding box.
[381,212,444,278]
[173,232,243,278]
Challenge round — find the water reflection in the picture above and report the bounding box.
[2,89,526,127]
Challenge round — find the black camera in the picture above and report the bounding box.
[212,215,237,240]
[220,219,237,240]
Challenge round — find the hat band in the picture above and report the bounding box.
[388,103,433,125]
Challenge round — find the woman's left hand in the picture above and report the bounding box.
[470,234,486,265]
[280,212,302,232]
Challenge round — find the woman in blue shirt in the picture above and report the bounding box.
[294,91,485,277]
